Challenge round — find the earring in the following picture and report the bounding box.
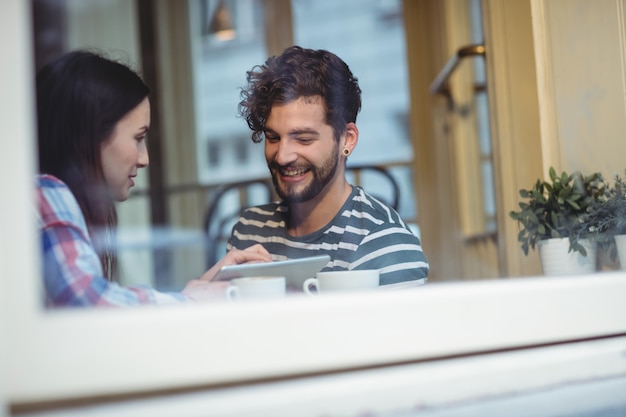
[342,148,350,156]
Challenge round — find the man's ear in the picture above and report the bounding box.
[341,122,359,156]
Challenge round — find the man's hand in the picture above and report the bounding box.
[198,244,271,282]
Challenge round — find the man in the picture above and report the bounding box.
[228,45,429,286]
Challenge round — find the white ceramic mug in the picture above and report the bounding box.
[302,270,380,295]
[226,276,286,301]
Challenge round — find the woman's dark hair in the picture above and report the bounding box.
[36,50,150,279]
[238,45,362,143]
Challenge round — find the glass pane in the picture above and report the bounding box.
[292,0,413,165]
[194,0,269,185]
[194,0,418,222]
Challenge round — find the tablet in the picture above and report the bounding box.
[213,254,331,290]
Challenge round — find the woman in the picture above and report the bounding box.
[36,50,270,307]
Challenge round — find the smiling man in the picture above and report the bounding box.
[228,46,429,286]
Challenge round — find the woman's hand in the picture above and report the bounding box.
[181,279,229,302]
[198,244,271,282]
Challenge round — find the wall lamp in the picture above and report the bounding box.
[208,0,235,41]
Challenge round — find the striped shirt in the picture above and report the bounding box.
[37,174,189,307]
[227,186,429,285]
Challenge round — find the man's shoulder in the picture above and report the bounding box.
[351,186,399,218]
[346,186,420,238]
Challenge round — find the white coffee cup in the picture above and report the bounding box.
[302,270,380,295]
[226,276,286,301]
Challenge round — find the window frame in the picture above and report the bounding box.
[2,0,626,409]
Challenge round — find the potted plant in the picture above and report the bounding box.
[574,171,626,269]
[509,167,606,275]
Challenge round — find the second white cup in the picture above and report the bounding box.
[226,276,286,301]
[302,270,380,295]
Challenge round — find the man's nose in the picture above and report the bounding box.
[273,140,297,166]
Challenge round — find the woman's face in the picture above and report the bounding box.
[100,97,150,201]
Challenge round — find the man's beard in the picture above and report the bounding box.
[269,145,339,204]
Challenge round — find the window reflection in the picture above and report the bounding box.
[32,0,522,304]
[10,0,626,410]
[32,0,425,297]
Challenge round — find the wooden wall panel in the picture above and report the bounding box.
[533,0,626,180]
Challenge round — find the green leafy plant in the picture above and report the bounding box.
[509,167,606,256]
[573,171,626,261]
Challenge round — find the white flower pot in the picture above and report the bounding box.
[614,234,626,271]
[537,237,596,276]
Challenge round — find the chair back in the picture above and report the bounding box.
[346,164,401,210]
[203,178,274,267]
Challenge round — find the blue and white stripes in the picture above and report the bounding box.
[228,186,429,285]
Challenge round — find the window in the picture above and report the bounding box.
[193,0,419,224]
[3,1,625,411]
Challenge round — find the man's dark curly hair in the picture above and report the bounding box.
[238,45,362,143]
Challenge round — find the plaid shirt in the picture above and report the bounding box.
[37,174,189,307]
